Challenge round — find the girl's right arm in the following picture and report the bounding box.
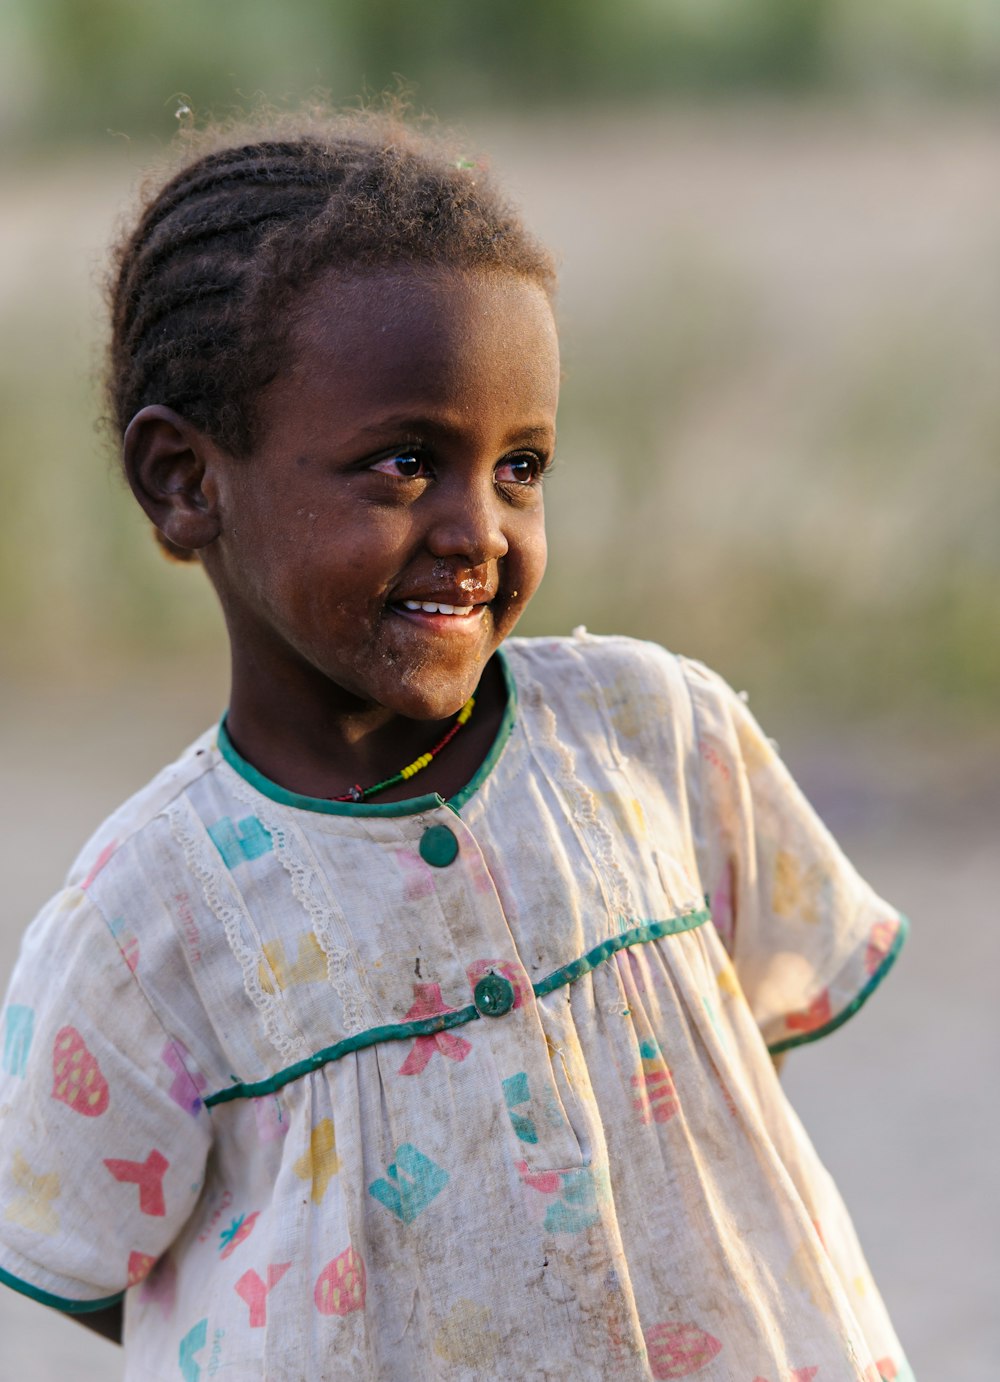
[73,1300,123,1344]
[0,887,212,1325]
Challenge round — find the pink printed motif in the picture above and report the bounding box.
[390,847,437,901]
[515,1160,562,1194]
[109,916,140,972]
[139,1252,177,1314]
[103,1149,169,1216]
[314,1245,366,1316]
[466,959,529,1010]
[785,990,833,1035]
[127,1250,157,1286]
[631,1040,678,1124]
[866,919,898,976]
[51,1027,109,1118]
[397,983,472,1076]
[219,1211,260,1259]
[82,841,117,891]
[710,857,737,950]
[643,1322,722,1379]
[162,1040,207,1115]
[235,1263,291,1327]
[875,1362,898,1381]
[254,1094,289,1142]
[754,1366,820,1381]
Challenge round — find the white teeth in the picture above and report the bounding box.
[401,600,476,616]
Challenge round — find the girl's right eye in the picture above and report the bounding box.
[370,452,430,480]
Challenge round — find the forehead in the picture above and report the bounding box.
[276,266,560,425]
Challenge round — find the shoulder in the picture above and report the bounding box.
[502,632,718,762]
[503,631,740,723]
[64,724,222,896]
[504,630,686,697]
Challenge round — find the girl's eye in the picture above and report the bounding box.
[371,452,430,480]
[496,454,545,486]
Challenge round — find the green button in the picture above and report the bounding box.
[473,972,515,1017]
[419,823,459,868]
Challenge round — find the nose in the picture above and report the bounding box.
[424,476,509,567]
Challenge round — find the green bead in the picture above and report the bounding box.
[473,972,515,1017]
[419,823,459,867]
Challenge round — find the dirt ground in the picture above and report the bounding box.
[0,675,996,1381]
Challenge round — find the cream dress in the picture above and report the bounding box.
[0,634,912,1381]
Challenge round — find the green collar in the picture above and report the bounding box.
[217,648,517,818]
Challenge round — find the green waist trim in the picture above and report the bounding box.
[204,908,710,1108]
[0,1262,124,1315]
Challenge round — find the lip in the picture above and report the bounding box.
[390,601,489,634]
[392,585,496,607]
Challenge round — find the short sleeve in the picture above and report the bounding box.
[0,886,212,1313]
[682,657,907,1054]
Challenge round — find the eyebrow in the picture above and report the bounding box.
[350,415,555,445]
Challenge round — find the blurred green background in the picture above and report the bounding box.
[2,0,1000,730]
[2,8,999,1379]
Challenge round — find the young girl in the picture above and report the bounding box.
[0,111,912,1381]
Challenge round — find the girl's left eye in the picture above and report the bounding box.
[371,452,430,480]
[496,454,544,485]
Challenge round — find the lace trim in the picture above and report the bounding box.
[224,770,381,1037]
[166,797,305,1062]
[515,661,637,927]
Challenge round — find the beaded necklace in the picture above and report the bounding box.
[330,697,475,803]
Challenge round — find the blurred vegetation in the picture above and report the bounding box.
[2,0,1000,151]
[2,2,1000,731]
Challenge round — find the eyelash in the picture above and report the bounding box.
[371,449,549,489]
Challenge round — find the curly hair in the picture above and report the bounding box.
[106,105,557,470]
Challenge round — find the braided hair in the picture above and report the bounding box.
[106,109,556,556]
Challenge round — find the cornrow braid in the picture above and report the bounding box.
[106,111,556,514]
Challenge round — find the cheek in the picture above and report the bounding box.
[517,517,548,595]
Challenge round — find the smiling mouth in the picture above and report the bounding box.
[399,600,480,618]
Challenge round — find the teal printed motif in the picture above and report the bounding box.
[207,816,273,869]
[2,1005,34,1078]
[369,1144,448,1224]
[544,1167,606,1235]
[179,1317,208,1381]
[638,1038,657,1060]
[502,1072,538,1144]
[702,995,725,1045]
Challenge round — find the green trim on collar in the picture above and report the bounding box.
[204,908,710,1107]
[447,654,517,813]
[766,914,909,1056]
[217,648,516,818]
[0,1262,124,1315]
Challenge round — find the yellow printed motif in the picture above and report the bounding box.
[772,851,830,925]
[433,1299,502,1368]
[259,931,327,993]
[716,958,740,999]
[4,1151,60,1236]
[785,1239,833,1314]
[293,1118,341,1204]
[592,792,647,841]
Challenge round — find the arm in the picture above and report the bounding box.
[72,1300,123,1344]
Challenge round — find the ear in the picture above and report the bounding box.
[122,405,223,554]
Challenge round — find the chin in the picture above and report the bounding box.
[383,668,484,723]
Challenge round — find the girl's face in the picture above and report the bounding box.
[205,267,559,724]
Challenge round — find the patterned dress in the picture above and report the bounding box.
[0,634,913,1380]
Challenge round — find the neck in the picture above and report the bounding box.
[223,647,507,805]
